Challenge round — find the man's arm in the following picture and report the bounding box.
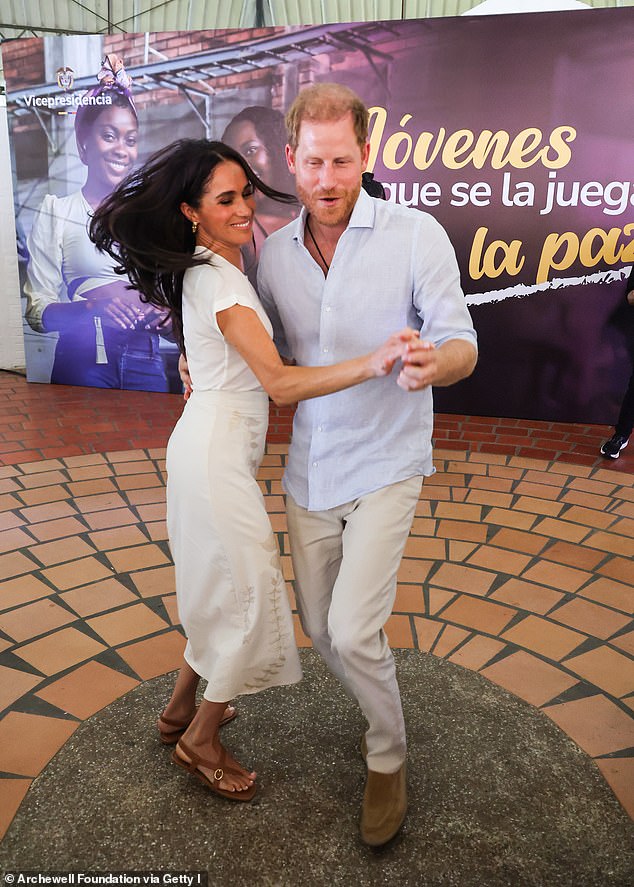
[404,214,477,392]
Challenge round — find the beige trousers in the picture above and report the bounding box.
[286,476,423,773]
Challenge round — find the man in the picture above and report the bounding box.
[257,82,477,846]
[600,266,634,459]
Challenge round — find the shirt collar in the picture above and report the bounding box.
[292,186,376,244]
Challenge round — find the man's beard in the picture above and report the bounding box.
[296,181,361,228]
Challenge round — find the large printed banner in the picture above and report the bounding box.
[3,8,634,419]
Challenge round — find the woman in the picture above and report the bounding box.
[222,106,298,257]
[24,54,171,391]
[90,139,413,801]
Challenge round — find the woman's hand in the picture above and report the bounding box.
[368,328,419,377]
[178,353,193,401]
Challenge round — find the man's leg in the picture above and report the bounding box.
[328,476,422,774]
[286,494,353,694]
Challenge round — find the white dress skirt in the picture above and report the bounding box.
[165,250,302,702]
[166,388,302,701]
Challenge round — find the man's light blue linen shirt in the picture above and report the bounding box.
[257,188,477,512]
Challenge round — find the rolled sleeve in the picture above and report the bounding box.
[23,195,64,332]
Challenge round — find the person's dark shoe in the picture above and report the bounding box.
[360,762,407,847]
[600,433,629,459]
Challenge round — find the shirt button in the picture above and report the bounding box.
[323,347,329,353]
[312,461,318,467]
[317,425,323,432]
[325,306,331,312]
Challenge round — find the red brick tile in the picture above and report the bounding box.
[501,615,586,660]
[441,596,516,635]
[427,587,456,615]
[448,635,506,672]
[27,516,88,542]
[447,541,479,562]
[578,577,633,614]
[115,628,187,678]
[513,496,564,517]
[398,557,433,582]
[0,664,42,711]
[17,485,71,507]
[582,530,633,559]
[412,616,443,652]
[489,527,548,555]
[530,517,590,544]
[0,711,78,776]
[42,556,113,591]
[0,550,38,581]
[564,646,634,698]
[28,536,96,567]
[490,578,563,615]
[87,603,169,646]
[595,758,634,820]
[545,695,634,757]
[481,650,578,706]
[59,577,138,617]
[35,661,139,719]
[394,584,425,613]
[403,537,446,560]
[433,624,470,658]
[0,778,32,841]
[73,492,127,513]
[611,631,634,657]
[550,598,631,641]
[436,519,488,543]
[483,507,536,531]
[466,546,532,576]
[539,540,605,571]
[522,561,592,593]
[18,500,78,523]
[0,598,76,643]
[430,562,496,597]
[597,556,634,586]
[0,526,36,554]
[385,614,415,648]
[13,626,107,676]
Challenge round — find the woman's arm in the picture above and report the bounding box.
[217,304,412,407]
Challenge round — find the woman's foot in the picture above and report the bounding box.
[173,738,256,796]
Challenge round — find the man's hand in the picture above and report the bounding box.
[398,338,477,391]
[178,353,193,400]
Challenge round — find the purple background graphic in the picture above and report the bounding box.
[4,9,634,421]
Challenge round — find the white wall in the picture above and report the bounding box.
[0,91,26,373]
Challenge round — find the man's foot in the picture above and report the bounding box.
[360,762,407,847]
[600,433,629,459]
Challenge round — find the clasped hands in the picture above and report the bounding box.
[372,328,439,391]
[85,282,169,331]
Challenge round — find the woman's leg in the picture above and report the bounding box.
[158,659,235,736]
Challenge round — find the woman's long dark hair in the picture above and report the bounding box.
[89,139,296,351]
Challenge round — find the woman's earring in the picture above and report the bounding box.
[192,221,198,234]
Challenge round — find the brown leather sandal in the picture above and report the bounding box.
[158,705,237,745]
[171,738,257,802]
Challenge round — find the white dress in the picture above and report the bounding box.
[166,249,302,701]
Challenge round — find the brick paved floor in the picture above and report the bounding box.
[0,371,632,837]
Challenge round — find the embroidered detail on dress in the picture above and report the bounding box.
[242,531,292,690]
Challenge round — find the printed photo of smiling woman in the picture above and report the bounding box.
[23,54,174,391]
